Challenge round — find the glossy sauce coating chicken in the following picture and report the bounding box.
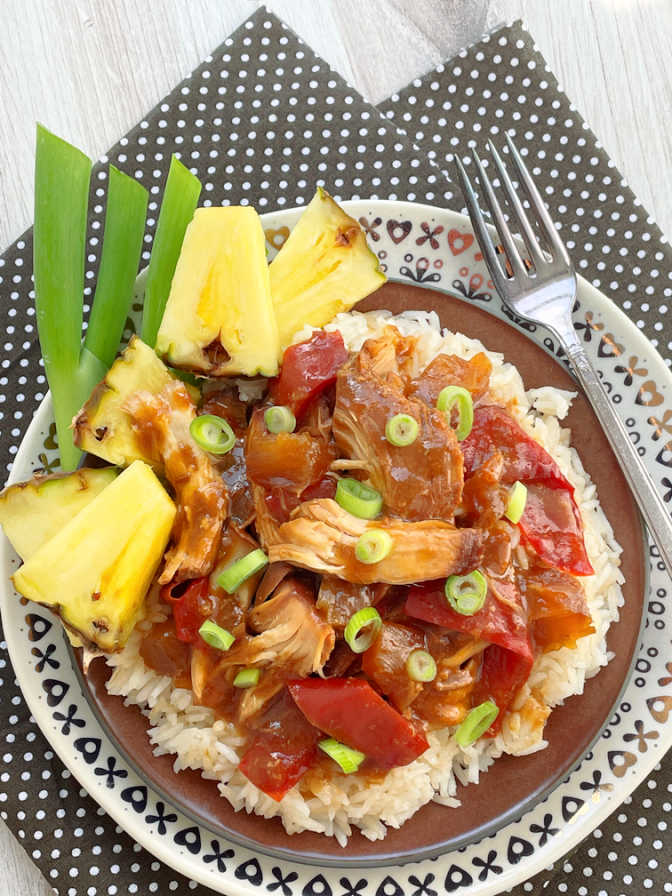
[139,326,594,801]
[332,330,465,520]
[125,381,229,584]
[269,498,483,584]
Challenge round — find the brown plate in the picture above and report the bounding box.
[75,282,646,867]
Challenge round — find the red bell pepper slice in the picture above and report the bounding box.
[405,581,534,737]
[473,644,534,736]
[160,577,211,644]
[269,330,348,419]
[461,405,573,490]
[238,690,320,801]
[238,739,318,802]
[288,678,429,769]
[519,483,594,576]
[404,579,533,665]
[461,406,592,574]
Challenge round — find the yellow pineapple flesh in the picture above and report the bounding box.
[269,188,386,349]
[12,460,176,651]
[73,335,194,469]
[155,206,280,377]
[0,467,117,561]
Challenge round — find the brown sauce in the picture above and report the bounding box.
[137,326,595,800]
[139,620,191,689]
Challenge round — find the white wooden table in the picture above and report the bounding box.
[1,1,671,892]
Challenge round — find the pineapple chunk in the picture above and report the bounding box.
[155,206,280,377]
[0,467,117,561]
[269,188,386,349]
[13,460,175,652]
[73,336,194,469]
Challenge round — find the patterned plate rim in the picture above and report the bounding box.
[2,199,670,896]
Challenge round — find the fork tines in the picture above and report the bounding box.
[453,136,570,298]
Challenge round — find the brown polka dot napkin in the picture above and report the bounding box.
[378,22,672,895]
[379,23,671,365]
[0,9,669,896]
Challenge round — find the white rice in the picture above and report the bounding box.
[105,310,624,846]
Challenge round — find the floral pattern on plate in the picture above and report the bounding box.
[1,200,670,896]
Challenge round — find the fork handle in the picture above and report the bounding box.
[565,341,672,575]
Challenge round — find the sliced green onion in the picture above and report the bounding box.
[141,155,202,347]
[264,405,296,434]
[436,386,474,441]
[335,478,383,519]
[318,738,366,774]
[504,480,528,524]
[406,649,437,682]
[84,165,149,369]
[217,548,268,594]
[445,569,488,616]
[233,667,261,688]
[198,619,235,651]
[190,414,235,454]
[385,413,419,447]
[355,529,393,564]
[34,124,92,471]
[344,607,382,653]
[455,700,499,747]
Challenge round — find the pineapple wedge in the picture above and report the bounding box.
[73,335,194,469]
[155,206,280,377]
[269,188,386,350]
[13,460,175,652]
[0,467,117,561]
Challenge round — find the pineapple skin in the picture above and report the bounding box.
[155,206,280,377]
[269,188,387,350]
[73,336,188,469]
[0,467,117,562]
[12,460,176,652]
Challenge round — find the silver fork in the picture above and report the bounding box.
[454,135,672,576]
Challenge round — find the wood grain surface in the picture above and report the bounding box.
[1,0,671,893]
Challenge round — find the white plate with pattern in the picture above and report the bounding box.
[2,200,670,895]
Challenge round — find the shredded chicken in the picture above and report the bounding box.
[175,529,262,709]
[358,327,421,381]
[194,578,334,722]
[329,458,373,473]
[302,396,334,444]
[251,482,283,548]
[132,325,592,770]
[236,674,286,725]
[269,498,483,584]
[191,645,217,704]
[443,639,489,668]
[212,526,264,615]
[220,578,335,677]
[124,381,229,584]
[256,561,294,603]
[333,328,464,520]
